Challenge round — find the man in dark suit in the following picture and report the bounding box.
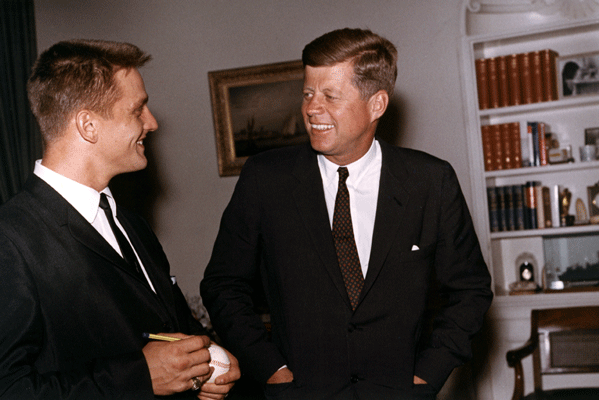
[0,39,239,399]
[201,28,492,400]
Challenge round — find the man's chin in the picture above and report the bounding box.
[308,137,333,155]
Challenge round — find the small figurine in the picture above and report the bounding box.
[560,188,575,226]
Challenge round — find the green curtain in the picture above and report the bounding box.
[0,0,41,204]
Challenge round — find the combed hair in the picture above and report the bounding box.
[27,39,151,142]
[302,28,397,99]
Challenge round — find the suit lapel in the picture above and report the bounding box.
[291,146,351,308]
[26,176,161,290]
[118,213,177,315]
[361,141,411,301]
[25,176,176,326]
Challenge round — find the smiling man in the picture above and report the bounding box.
[0,39,239,399]
[202,28,492,400]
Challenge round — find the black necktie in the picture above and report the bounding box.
[99,193,143,278]
[332,167,364,310]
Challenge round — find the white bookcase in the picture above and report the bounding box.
[459,2,599,399]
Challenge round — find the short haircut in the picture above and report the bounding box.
[302,28,397,99]
[27,39,151,142]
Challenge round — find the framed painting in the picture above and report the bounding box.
[208,60,307,176]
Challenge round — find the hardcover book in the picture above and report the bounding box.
[475,58,489,109]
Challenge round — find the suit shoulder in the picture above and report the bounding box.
[382,142,454,176]
[242,144,312,174]
[0,191,48,245]
[0,190,37,225]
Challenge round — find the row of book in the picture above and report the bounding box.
[487,182,561,232]
[475,49,559,110]
[481,121,549,171]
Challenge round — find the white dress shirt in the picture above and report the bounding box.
[318,139,382,277]
[33,160,156,292]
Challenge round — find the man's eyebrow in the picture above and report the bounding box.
[133,96,149,109]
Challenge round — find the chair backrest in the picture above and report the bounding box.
[532,306,599,392]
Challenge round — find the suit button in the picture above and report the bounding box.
[350,375,360,384]
[348,324,355,333]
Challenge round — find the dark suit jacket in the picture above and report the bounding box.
[201,140,493,400]
[0,175,205,399]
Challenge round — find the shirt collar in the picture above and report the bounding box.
[318,139,380,190]
[33,159,114,224]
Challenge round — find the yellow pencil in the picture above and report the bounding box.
[142,333,181,342]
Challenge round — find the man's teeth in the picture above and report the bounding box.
[312,124,334,130]
[137,139,144,145]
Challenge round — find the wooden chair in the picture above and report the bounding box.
[506,306,599,400]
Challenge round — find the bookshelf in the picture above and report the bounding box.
[461,2,599,295]
[459,2,599,399]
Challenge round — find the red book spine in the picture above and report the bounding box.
[542,186,552,228]
[518,52,534,104]
[509,122,522,168]
[540,49,559,101]
[530,51,544,103]
[475,58,489,109]
[497,56,510,108]
[481,125,494,171]
[538,122,548,166]
[487,57,500,109]
[500,123,513,169]
[490,124,503,170]
[507,54,522,106]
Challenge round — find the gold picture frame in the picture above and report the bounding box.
[589,181,599,223]
[208,60,307,176]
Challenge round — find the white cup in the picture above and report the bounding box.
[580,144,597,162]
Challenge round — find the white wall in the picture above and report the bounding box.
[33,0,476,395]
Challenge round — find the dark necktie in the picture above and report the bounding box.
[99,193,143,278]
[332,167,364,310]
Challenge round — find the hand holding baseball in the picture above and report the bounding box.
[197,345,240,400]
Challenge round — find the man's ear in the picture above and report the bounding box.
[369,90,389,122]
[75,110,99,144]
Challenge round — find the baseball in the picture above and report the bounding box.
[207,343,231,383]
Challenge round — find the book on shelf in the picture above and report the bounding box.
[487,182,564,232]
[541,49,559,101]
[507,54,522,106]
[537,122,548,166]
[527,121,549,167]
[524,181,538,229]
[480,120,548,171]
[513,185,525,230]
[530,51,545,104]
[519,52,534,104]
[487,57,500,109]
[474,48,559,109]
[475,58,489,109]
[541,185,552,228]
[550,184,561,228]
[530,122,540,167]
[510,122,522,168]
[487,184,526,232]
[487,186,499,232]
[497,56,510,108]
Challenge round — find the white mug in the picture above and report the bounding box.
[580,144,597,162]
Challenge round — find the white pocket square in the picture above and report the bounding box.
[411,245,420,251]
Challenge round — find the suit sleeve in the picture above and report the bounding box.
[413,163,493,391]
[0,232,155,400]
[201,159,287,384]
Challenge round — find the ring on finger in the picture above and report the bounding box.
[191,377,202,391]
